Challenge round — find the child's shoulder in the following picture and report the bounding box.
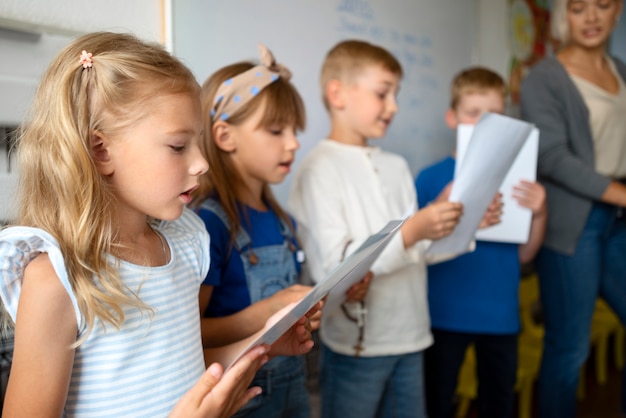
[0,226,78,322]
[418,155,455,177]
[295,139,344,172]
[300,139,408,169]
[0,226,64,270]
[376,147,411,165]
[194,198,235,241]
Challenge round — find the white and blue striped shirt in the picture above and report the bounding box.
[0,208,210,417]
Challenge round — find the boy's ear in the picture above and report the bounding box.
[92,131,114,175]
[212,120,236,152]
[325,79,345,110]
[444,108,459,130]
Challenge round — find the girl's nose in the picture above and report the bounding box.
[286,131,300,151]
[191,147,209,176]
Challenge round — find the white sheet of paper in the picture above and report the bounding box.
[225,219,404,370]
[455,125,539,244]
[427,113,535,255]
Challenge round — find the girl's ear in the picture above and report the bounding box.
[212,120,236,152]
[325,79,345,110]
[92,131,114,175]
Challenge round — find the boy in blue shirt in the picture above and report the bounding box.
[414,67,547,418]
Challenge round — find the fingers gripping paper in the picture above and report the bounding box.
[427,113,535,255]
[225,219,404,370]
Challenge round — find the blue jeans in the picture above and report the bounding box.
[320,344,426,418]
[425,329,518,418]
[232,356,310,418]
[535,202,626,418]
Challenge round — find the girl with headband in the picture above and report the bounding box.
[192,45,317,418]
[0,32,319,417]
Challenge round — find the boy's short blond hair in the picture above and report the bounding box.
[450,67,506,109]
[320,39,403,110]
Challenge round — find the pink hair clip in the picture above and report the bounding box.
[79,50,93,69]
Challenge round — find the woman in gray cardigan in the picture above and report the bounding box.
[520,0,626,417]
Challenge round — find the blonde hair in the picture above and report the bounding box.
[450,67,506,109]
[551,0,622,44]
[192,62,305,242]
[5,31,200,343]
[320,39,403,110]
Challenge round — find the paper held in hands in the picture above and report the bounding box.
[427,112,536,256]
[225,218,405,370]
[456,123,539,244]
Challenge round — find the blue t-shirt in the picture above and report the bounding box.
[197,203,301,318]
[415,156,521,334]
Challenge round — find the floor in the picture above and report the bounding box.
[577,356,624,418]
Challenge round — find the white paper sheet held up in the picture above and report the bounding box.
[456,124,539,243]
[225,218,404,370]
[427,113,535,255]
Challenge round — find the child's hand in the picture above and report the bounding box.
[512,180,546,217]
[479,192,503,229]
[434,182,453,203]
[268,284,312,315]
[267,300,324,357]
[344,271,373,303]
[404,201,463,243]
[169,345,269,418]
[307,299,323,331]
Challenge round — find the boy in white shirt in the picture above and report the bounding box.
[288,39,470,418]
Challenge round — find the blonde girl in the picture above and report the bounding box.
[0,32,315,418]
[192,46,314,418]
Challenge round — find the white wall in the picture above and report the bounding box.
[0,0,162,41]
[476,0,511,80]
[0,0,162,221]
[0,0,163,125]
[0,0,511,220]
[173,0,480,203]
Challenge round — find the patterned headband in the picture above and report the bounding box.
[211,44,292,122]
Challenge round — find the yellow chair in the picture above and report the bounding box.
[577,299,623,399]
[454,275,626,416]
[456,344,478,418]
[517,276,624,398]
[453,337,542,418]
[455,345,477,418]
[589,299,623,384]
[616,326,625,370]
[516,273,544,418]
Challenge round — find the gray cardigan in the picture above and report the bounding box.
[520,55,626,255]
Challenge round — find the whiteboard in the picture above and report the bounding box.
[172,0,477,203]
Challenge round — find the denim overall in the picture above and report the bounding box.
[201,199,311,418]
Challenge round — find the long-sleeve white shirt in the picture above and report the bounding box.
[288,139,433,356]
